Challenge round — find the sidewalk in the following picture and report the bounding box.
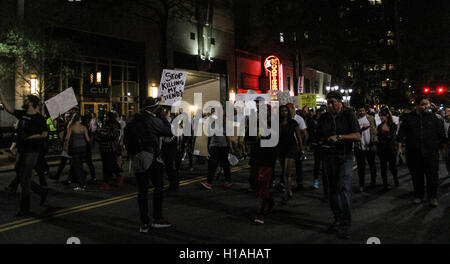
[0,148,102,173]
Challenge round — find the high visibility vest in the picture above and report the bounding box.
[47,118,58,140]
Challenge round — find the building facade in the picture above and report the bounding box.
[0,0,235,128]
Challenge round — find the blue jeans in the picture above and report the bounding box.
[324,153,353,227]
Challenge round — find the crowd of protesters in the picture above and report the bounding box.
[0,90,448,240]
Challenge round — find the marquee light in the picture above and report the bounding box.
[264,55,282,91]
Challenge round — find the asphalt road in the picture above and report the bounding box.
[0,152,449,244]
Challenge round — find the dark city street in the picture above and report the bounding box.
[0,0,449,255]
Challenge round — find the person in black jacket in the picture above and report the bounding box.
[317,91,361,239]
[96,111,122,190]
[132,97,174,233]
[397,95,446,207]
[377,108,399,190]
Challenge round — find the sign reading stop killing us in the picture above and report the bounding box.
[159,69,187,105]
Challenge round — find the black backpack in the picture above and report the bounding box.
[123,112,151,155]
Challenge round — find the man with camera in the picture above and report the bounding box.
[0,93,49,216]
[317,91,361,239]
[125,97,174,233]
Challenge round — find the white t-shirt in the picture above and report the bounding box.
[294,115,307,130]
[358,116,371,151]
[392,115,399,125]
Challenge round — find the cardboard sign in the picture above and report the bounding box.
[44,87,78,120]
[159,69,187,105]
[299,93,316,109]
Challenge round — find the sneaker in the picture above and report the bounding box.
[430,198,439,207]
[99,183,111,190]
[313,179,319,189]
[139,224,150,233]
[413,198,422,204]
[151,218,172,228]
[254,215,264,224]
[201,182,212,190]
[224,181,233,188]
[73,186,85,191]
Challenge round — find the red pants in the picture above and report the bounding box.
[251,166,273,199]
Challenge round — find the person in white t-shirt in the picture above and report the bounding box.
[355,107,378,192]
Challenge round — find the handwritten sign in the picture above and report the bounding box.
[44,87,78,120]
[299,93,316,109]
[159,69,187,105]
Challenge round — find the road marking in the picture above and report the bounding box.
[0,164,250,233]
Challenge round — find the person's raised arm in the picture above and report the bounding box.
[0,92,15,114]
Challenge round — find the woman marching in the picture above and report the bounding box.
[278,105,304,202]
[377,107,399,190]
[64,113,90,191]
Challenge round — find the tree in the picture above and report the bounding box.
[0,26,80,107]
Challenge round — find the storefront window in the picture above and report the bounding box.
[127,82,137,97]
[112,65,123,81]
[127,67,137,82]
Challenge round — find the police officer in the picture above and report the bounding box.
[317,91,361,239]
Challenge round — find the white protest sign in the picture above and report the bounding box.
[44,87,78,120]
[159,69,187,106]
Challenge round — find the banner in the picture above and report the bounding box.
[299,93,316,109]
[44,87,78,120]
[159,69,187,105]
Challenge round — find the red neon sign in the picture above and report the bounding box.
[264,55,281,91]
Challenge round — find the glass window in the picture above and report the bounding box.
[65,60,81,78]
[280,33,284,43]
[112,65,123,81]
[112,81,122,97]
[387,39,395,46]
[68,78,81,94]
[127,82,137,97]
[381,64,387,70]
[374,65,379,71]
[389,64,395,70]
[127,67,137,82]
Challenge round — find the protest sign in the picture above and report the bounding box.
[299,93,316,109]
[159,69,187,105]
[44,87,78,120]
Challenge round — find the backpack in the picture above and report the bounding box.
[123,112,151,155]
